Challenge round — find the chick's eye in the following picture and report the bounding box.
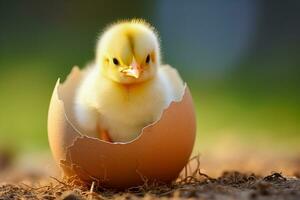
[146,54,150,64]
[113,58,119,65]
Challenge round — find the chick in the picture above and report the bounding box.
[74,19,183,142]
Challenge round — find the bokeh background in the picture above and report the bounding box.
[0,0,299,175]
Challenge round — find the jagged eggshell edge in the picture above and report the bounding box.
[48,66,196,188]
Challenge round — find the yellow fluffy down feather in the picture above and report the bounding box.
[74,20,184,142]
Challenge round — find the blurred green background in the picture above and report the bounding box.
[0,0,299,155]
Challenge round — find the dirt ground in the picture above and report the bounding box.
[1,148,300,200]
[1,171,300,200]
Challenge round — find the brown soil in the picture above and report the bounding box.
[1,151,300,199]
[1,171,300,200]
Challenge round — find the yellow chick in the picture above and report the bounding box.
[74,19,183,142]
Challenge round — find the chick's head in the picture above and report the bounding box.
[96,20,161,84]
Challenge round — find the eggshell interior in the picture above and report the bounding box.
[48,66,196,188]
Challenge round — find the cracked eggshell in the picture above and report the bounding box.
[48,66,196,189]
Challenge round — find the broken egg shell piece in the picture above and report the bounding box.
[48,65,196,189]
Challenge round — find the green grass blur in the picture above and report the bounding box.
[0,60,299,153]
[0,1,299,155]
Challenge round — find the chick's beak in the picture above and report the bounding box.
[124,57,141,79]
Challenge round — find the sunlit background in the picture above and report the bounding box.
[0,0,299,176]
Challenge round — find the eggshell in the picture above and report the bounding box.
[48,66,196,189]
